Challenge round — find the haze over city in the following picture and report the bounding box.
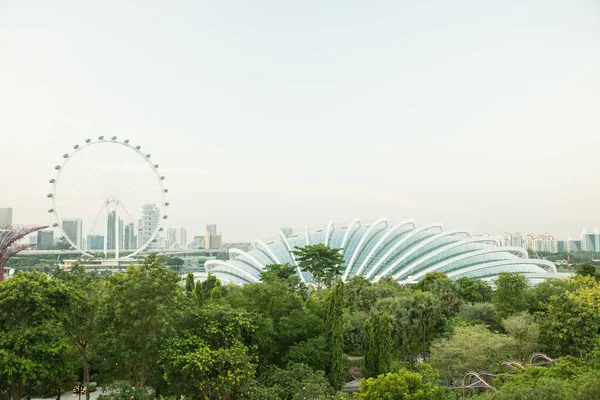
[1,1,599,241]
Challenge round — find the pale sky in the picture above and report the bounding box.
[1,1,599,241]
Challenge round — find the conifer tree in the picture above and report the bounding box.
[185,271,194,293]
[363,312,393,378]
[327,279,346,389]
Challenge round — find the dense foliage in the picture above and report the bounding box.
[2,250,600,399]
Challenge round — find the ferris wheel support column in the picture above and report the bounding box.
[115,204,120,260]
[103,205,108,258]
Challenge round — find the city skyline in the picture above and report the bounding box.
[1,1,600,241]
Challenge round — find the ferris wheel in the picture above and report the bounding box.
[47,137,169,259]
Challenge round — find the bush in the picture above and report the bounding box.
[97,381,155,400]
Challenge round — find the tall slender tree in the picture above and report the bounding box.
[362,313,393,378]
[327,279,346,389]
[185,270,195,293]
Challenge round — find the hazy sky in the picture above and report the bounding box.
[1,1,599,241]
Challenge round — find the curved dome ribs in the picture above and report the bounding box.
[394,237,500,281]
[205,260,259,284]
[211,218,558,285]
[253,239,281,265]
[343,218,389,280]
[278,230,306,283]
[389,230,471,280]
[405,246,529,282]
[229,249,265,275]
[324,221,335,246]
[373,224,444,280]
[362,220,416,279]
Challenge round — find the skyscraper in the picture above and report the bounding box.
[205,224,222,249]
[106,211,116,250]
[124,223,136,250]
[206,224,217,236]
[176,227,187,248]
[167,228,177,249]
[139,204,160,249]
[62,218,83,249]
[87,235,104,250]
[37,230,54,250]
[0,208,13,227]
[193,236,205,249]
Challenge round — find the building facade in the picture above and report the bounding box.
[0,208,13,227]
[206,218,558,286]
[87,235,104,251]
[37,230,54,250]
[62,218,83,249]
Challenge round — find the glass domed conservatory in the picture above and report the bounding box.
[205,218,558,285]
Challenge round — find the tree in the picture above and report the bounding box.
[260,263,297,283]
[327,280,346,390]
[429,325,516,384]
[414,272,449,292]
[501,312,539,360]
[293,244,344,294]
[96,254,182,387]
[194,273,220,304]
[159,305,257,399]
[356,369,445,400]
[363,313,393,378]
[455,277,493,303]
[576,262,598,280]
[539,283,600,357]
[493,272,531,319]
[185,271,194,293]
[458,302,499,330]
[0,272,71,400]
[51,267,103,400]
[257,363,336,400]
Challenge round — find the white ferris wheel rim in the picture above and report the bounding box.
[48,137,168,259]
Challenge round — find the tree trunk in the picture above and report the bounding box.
[10,385,21,400]
[83,349,90,400]
[422,321,427,362]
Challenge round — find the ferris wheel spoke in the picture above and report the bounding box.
[73,171,110,198]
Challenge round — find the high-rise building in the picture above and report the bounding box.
[568,237,582,252]
[0,208,13,227]
[206,224,217,236]
[106,211,116,250]
[281,227,293,238]
[37,230,54,250]
[205,224,222,249]
[500,232,525,248]
[29,234,37,245]
[167,228,177,249]
[192,236,205,249]
[176,227,187,248]
[139,204,160,249]
[124,223,136,250]
[87,235,104,251]
[581,229,600,253]
[62,218,83,249]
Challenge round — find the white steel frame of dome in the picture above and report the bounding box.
[47,137,169,260]
[205,218,558,285]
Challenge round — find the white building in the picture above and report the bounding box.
[138,204,160,249]
[0,207,13,227]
